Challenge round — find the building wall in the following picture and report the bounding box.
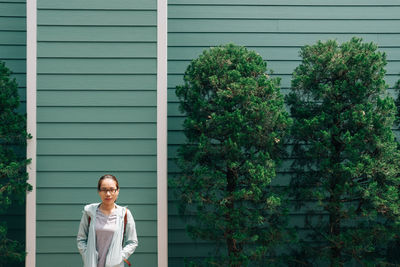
[0,0,26,109]
[0,0,26,261]
[35,0,158,266]
[167,0,400,265]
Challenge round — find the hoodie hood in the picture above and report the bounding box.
[84,203,126,218]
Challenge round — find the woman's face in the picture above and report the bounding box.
[98,178,119,204]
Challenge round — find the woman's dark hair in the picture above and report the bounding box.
[98,174,119,191]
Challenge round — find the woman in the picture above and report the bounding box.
[77,174,138,267]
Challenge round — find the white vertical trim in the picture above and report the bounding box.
[157,0,168,265]
[26,0,37,266]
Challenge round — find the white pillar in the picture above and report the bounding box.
[26,0,37,266]
[157,0,168,265]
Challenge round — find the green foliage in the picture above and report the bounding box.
[174,44,292,266]
[286,38,400,266]
[0,223,25,267]
[395,78,400,123]
[0,60,31,265]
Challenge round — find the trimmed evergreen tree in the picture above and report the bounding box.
[174,44,291,266]
[389,78,400,265]
[286,37,400,266]
[0,60,31,266]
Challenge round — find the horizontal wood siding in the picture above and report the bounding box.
[0,0,26,112]
[36,0,158,266]
[0,1,26,263]
[167,0,400,265]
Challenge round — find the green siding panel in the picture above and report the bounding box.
[38,10,156,26]
[169,19,400,33]
[0,0,24,2]
[6,73,26,86]
[37,123,156,139]
[38,0,156,9]
[0,17,26,31]
[37,74,156,90]
[0,45,26,58]
[37,91,156,106]
[168,117,185,131]
[168,33,396,47]
[37,58,156,74]
[38,26,156,42]
[1,59,26,73]
[169,5,400,19]
[167,0,400,265]
[36,0,158,265]
[168,131,186,146]
[169,0,400,5]
[37,107,156,123]
[17,86,26,97]
[37,155,157,172]
[37,42,156,58]
[37,139,157,155]
[0,31,26,45]
[0,2,25,16]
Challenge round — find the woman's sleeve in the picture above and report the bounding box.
[121,208,138,260]
[77,210,89,255]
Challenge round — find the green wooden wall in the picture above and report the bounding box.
[0,0,26,263]
[36,0,158,266]
[167,0,400,265]
[0,0,26,109]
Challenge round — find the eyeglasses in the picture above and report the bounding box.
[99,188,118,194]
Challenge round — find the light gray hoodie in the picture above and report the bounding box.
[77,203,138,267]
